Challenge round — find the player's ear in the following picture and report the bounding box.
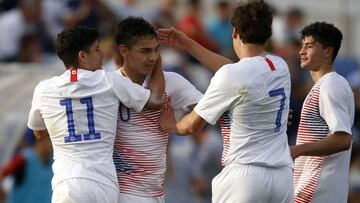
[78,50,87,65]
[324,47,334,60]
[118,44,127,58]
[232,28,238,39]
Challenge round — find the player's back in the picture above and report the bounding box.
[221,55,292,168]
[32,69,124,190]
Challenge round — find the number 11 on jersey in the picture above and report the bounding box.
[60,97,101,143]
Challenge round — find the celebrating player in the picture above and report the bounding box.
[27,26,164,203]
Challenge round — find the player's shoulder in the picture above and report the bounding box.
[163,71,186,81]
[321,72,351,89]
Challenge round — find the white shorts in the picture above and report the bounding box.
[118,193,165,203]
[52,178,118,203]
[212,164,294,203]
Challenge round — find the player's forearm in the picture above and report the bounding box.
[175,111,206,135]
[146,63,165,109]
[185,38,233,72]
[291,132,352,159]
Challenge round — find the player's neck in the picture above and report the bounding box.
[121,67,146,85]
[309,63,334,83]
[238,44,265,59]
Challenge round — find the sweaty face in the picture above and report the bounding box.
[299,36,327,70]
[125,37,160,75]
[83,40,104,71]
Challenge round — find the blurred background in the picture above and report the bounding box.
[0,0,359,202]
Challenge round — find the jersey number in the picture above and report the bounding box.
[60,97,101,143]
[119,103,130,122]
[269,88,286,132]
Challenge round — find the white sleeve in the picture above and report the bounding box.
[27,82,46,130]
[319,79,355,135]
[165,72,203,111]
[194,66,245,125]
[109,73,151,112]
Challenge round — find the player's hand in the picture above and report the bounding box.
[157,27,188,50]
[159,98,177,133]
[288,108,293,126]
[154,55,162,71]
[290,145,301,160]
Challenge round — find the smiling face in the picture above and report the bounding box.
[122,36,160,75]
[299,36,330,71]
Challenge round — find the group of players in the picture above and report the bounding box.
[27,0,354,203]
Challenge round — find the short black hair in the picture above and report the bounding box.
[231,0,273,45]
[55,26,99,67]
[301,21,342,62]
[114,17,157,48]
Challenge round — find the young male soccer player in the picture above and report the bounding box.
[159,1,293,202]
[27,26,164,203]
[291,22,354,203]
[113,17,203,203]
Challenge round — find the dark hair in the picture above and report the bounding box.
[55,26,99,67]
[114,17,157,48]
[301,22,342,62]
[230,0,273,44]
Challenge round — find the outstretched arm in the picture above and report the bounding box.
[157,27,233,72]
[159,98,207,135]
[145,56,165,109]
[290,132,352,160]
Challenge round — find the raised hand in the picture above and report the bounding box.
[157,27,190,51]
[159,97,177,133]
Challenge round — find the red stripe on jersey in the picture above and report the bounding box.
[70,68,78,82]
[219,113,231,166]
[264,57,276,71]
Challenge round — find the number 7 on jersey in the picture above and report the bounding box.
[269,88,286,132]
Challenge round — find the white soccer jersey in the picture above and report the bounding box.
[194,54,293,168]
[114,71,203,197]
[27,69,150,191]
[293,72,354,203]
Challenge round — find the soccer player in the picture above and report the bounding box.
[113,17,203,203]
[291,22,354,203]
[159,1,294,202]
[27,26,165,203]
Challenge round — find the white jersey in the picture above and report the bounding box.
[114,71,203,197]
[27,69,150,191]
[194,55,293,168]
[293,72,354,203]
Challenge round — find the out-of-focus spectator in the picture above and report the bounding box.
[177,0,216,53]
[191,127,222,203]
[112,0,154,21]
[165,135,196,203]
[0,0,20,12]
[0,128,53,203]
[15,34,43,63]
[272,7,304,57]
[43,0,115,43]
[0,0,45,61]
[207,0,235,60]
[349,146,360,203]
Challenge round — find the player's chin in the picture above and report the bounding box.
[143,66,154,74]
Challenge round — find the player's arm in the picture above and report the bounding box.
[145,56,165,109]
[290,132,352,160]
[33,129,50,140]
[160,99,207,135]
[157,27,233,72]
